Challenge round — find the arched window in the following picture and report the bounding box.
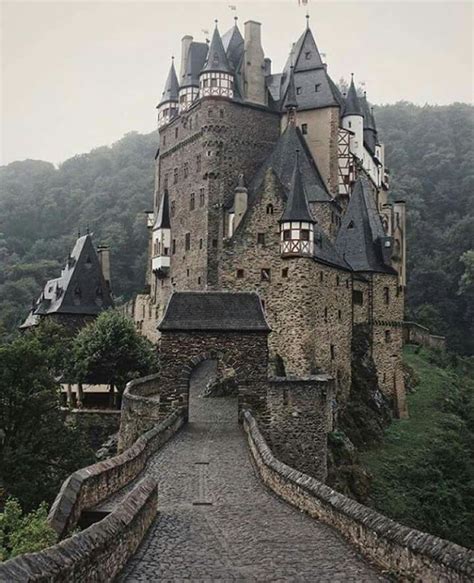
[266,204,274,215]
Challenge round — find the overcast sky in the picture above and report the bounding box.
[1,0,472,166]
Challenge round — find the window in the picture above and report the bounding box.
[315,83,321,92]
[211,78,217,87]
[346,279,350,289]
[199,238,203,250]
[283,230,291,241]
[175,127,178,139]
[190,192,195,210]
[198,276,201,285]
[237,269,244,279]
[199,188,205,206]
[172,239,176,254]
[383,286,390,305]
[266,204,274,215]
[320,271,324,282]
[338,309,342,321]
[203,79,208,88]
[336,275,340,286]
[385,330,391,343]
[353,290,363,305]
[261,268,271,281]
[330,345,335,360]
[301,123,308,135]
[185,233,191,251]
[220,109,224,118]
[348,220,354,229]
[186,268,190,277]
[183,162,188,179]
[305,51,311,60]
[296,87,302,95]
[324,307,328,322]
[196,154,202,172]
[348,121,352,128]
[171,201,176,217]
[282,268,288,278]
[301,229,310,240]
[173,167,178,184]
[257,233,265,245]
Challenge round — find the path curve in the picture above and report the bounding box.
[119,363,387,582]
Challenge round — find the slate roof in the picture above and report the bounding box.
[335,178,396,274]
[181,42,208,87]
[222,22,244,72]
[158,292,270,332]
[154,190,171,230]
[249,123,331,203]
[281,151,314,222]
[202,25,232,74]
[283,67,298,110]
[20,234,114,327]
[158,61,179,106]
[343,77,363,117]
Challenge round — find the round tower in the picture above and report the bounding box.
[199,21,234,99]
[157,58,179,129]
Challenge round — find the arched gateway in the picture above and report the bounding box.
[157,291,271,420]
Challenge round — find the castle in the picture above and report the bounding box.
[123,16,407,416]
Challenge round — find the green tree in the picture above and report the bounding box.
[72,310,158,407]
[0,333,94,510]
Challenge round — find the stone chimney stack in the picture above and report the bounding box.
[264,58,272,76]
[180,35,193,80]
[97,245,111,288]
[243,21,266,106]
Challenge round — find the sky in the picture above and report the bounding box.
[1,0,472,166]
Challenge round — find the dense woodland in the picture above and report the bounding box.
[0,103,473,353]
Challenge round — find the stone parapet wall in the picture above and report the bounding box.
[49,407,185,537]
[403,321,446,351]
[0,477,157,583]
[243,410,474,582]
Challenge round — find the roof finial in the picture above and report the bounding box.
[306,13,310,29]
[215,19,218,27]
[78,228,81,238]
[351,72,354,81]
[234,15,238,25]
[86,224,90,235]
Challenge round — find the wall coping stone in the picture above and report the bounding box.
[243,410,474,581]
[269,374,334,383]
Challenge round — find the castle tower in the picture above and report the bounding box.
[157,58,179,129]
[151,190,171,278]
[341,75,364,161]
[280,150,316,257]
[199,22,234,99]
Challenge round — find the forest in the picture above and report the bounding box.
[0,103,473,354]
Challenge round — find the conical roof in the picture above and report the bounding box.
[202,24,232,74]
[281,151,315,223]
[284,66,298,109]
[222,20,244,72]
[154,190,171,230]
[343,76,363,117]
[335,177,395,273]
[361,93,376,130]
[158,60,179,106]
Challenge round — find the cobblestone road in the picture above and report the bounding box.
[119,362,387,582]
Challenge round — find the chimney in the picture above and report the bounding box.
[180,35,193,80]
[264,58,272,76]
[97,245,111,288]
[243,21,266,105]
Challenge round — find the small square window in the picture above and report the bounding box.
[237,269,244,279]
[301,229,310,241]
[301,124,308,135]
[257,233,265,245]
[283,230,291,241]
[261,268,271,281]
[296,87,302,95]
[211,78,217,87]
[282,268,289,278]
[305,51,311,60]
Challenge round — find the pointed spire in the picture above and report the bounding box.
[202,21,232,73]
[154,190,171,230]
[158,58,179,106]
[361,91,376,130]
[284,65,298,111]
[281,150,315,223]
[343,74,363,116]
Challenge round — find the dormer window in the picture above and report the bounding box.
[315,83,321,92]
[301,124,308,135]
[305,51,311,60]
[296,87,302,95]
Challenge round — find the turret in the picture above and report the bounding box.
[280,150,316,257]
[157,58,179,129]
[199,21,234,99]
[152,191,171,278]
[341,74,364,160]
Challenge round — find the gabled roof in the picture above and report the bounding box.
[343,77,363,117]
[159,291,270,332]
[335,178,396,274]
[158,60,179,106]
[202,25,232,74]
[154,190,171,230]
[281,151,314,223]
[222,21,244,72]
[293,26,324,72]
[181,42,208,88]
[249,124,331,203]
[21,235,114,328]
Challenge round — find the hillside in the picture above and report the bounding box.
[360,345,474,548]
[0,104,473,352]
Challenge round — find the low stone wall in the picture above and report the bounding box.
[118,373,164,452]
[49,407,185,538]
[403,321,446,351]
[243,410,474,582]
[0,477,157,582]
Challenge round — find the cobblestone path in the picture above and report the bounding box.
[119,363,387,582]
